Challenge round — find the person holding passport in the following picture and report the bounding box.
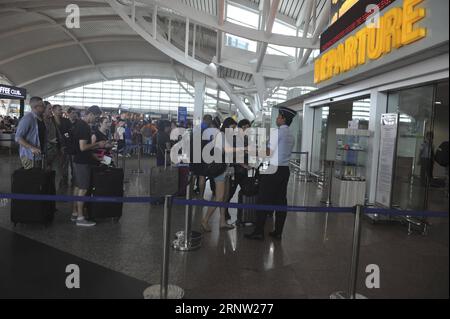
[71,105,106,227]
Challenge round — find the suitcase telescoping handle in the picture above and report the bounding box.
[33,152,46,170]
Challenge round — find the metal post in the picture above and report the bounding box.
[184,178,193,244]
[133,144,143,174]
[164,149,168,170]
[161,195,172,299]
[138,144,141,172]
[143,195,184,299]
[305,152,309,182]
[173,175,202,251]
[321,161,333,206]
[330,205,367,299]
[348,205,362,299]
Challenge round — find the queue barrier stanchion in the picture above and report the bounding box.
[1,192,448,299]
[321,161,334,206]
[330,205,367,299]
[132,144,143,174]
[173,173,202,251]
[144,195,184,299]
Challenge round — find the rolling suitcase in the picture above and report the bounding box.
[177,164,190,197]
[87,166,124,221]
[237,191,258,226]
[236,165,261,226]
[11,158,56,226]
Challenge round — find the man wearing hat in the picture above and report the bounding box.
[245,107,296,240]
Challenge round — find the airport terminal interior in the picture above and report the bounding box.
[0,0,448,299]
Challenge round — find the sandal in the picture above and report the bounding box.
[220,223,235,230]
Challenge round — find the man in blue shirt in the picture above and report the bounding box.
[15,97,46,169]
[245,107,296,240]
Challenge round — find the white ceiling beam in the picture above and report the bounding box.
[297,0,315,62]
[108,0,253,119]
[108,0,207,73]
[41,60,185,97]
[296,0,314,28]
[206,63,255,121]
[255,0,279,73]
[141,0,318,48]
[216,0,226,64]
[18,60,173,88]
[0,15,123,40]
[229,0,297,28]
[219,58,286,79]
[296,0,331,69]
[0,36,144,66]
[8,8,108,81]
[0,0,109,13]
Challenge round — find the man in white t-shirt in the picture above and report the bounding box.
[115,120,125,157]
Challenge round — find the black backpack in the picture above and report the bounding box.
[435,141,449,167]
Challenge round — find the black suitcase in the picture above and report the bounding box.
[177,165,190,197]
[236,166,261,226]
[11,167,56,225]
[87,166,124,221]
[237,191,258,226]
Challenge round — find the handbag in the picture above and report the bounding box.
[204,146,227,178]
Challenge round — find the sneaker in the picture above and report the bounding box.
[76,218,96,227]
[71,215,78,222]
[118,153,123,157]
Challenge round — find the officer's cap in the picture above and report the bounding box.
[278,107,297,124]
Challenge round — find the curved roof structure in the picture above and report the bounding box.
[0,0,326,116]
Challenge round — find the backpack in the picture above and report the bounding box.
[435,141,449,167]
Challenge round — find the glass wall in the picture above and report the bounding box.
[311,97,371,175]
[47,78,223,114]
[388,81,449,211]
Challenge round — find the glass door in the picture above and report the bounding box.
[387,83,448,211]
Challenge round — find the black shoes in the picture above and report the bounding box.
[244,232,264,240]
[269,231,282,240]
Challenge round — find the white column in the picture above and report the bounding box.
[193,80,205,126]
[185,18,190,58]
[301,103,314,172]
[367,90,388,204]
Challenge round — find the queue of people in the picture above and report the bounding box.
[0,115,18,132]
[187,108,297,240]
[13,97,298,239]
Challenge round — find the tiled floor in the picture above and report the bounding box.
[0,152,448,299]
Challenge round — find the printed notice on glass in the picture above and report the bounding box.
[375,113,399,208]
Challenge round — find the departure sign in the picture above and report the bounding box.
[315,0,427,84]
[331,0,360,26]
[322,0,398,53]
[0,84,27,100]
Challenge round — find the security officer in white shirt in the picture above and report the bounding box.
[245,107,296,240]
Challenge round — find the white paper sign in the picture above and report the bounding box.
[375,113,399,208]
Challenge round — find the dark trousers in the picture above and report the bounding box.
[254,166,290,235]
[420,158,434,186]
